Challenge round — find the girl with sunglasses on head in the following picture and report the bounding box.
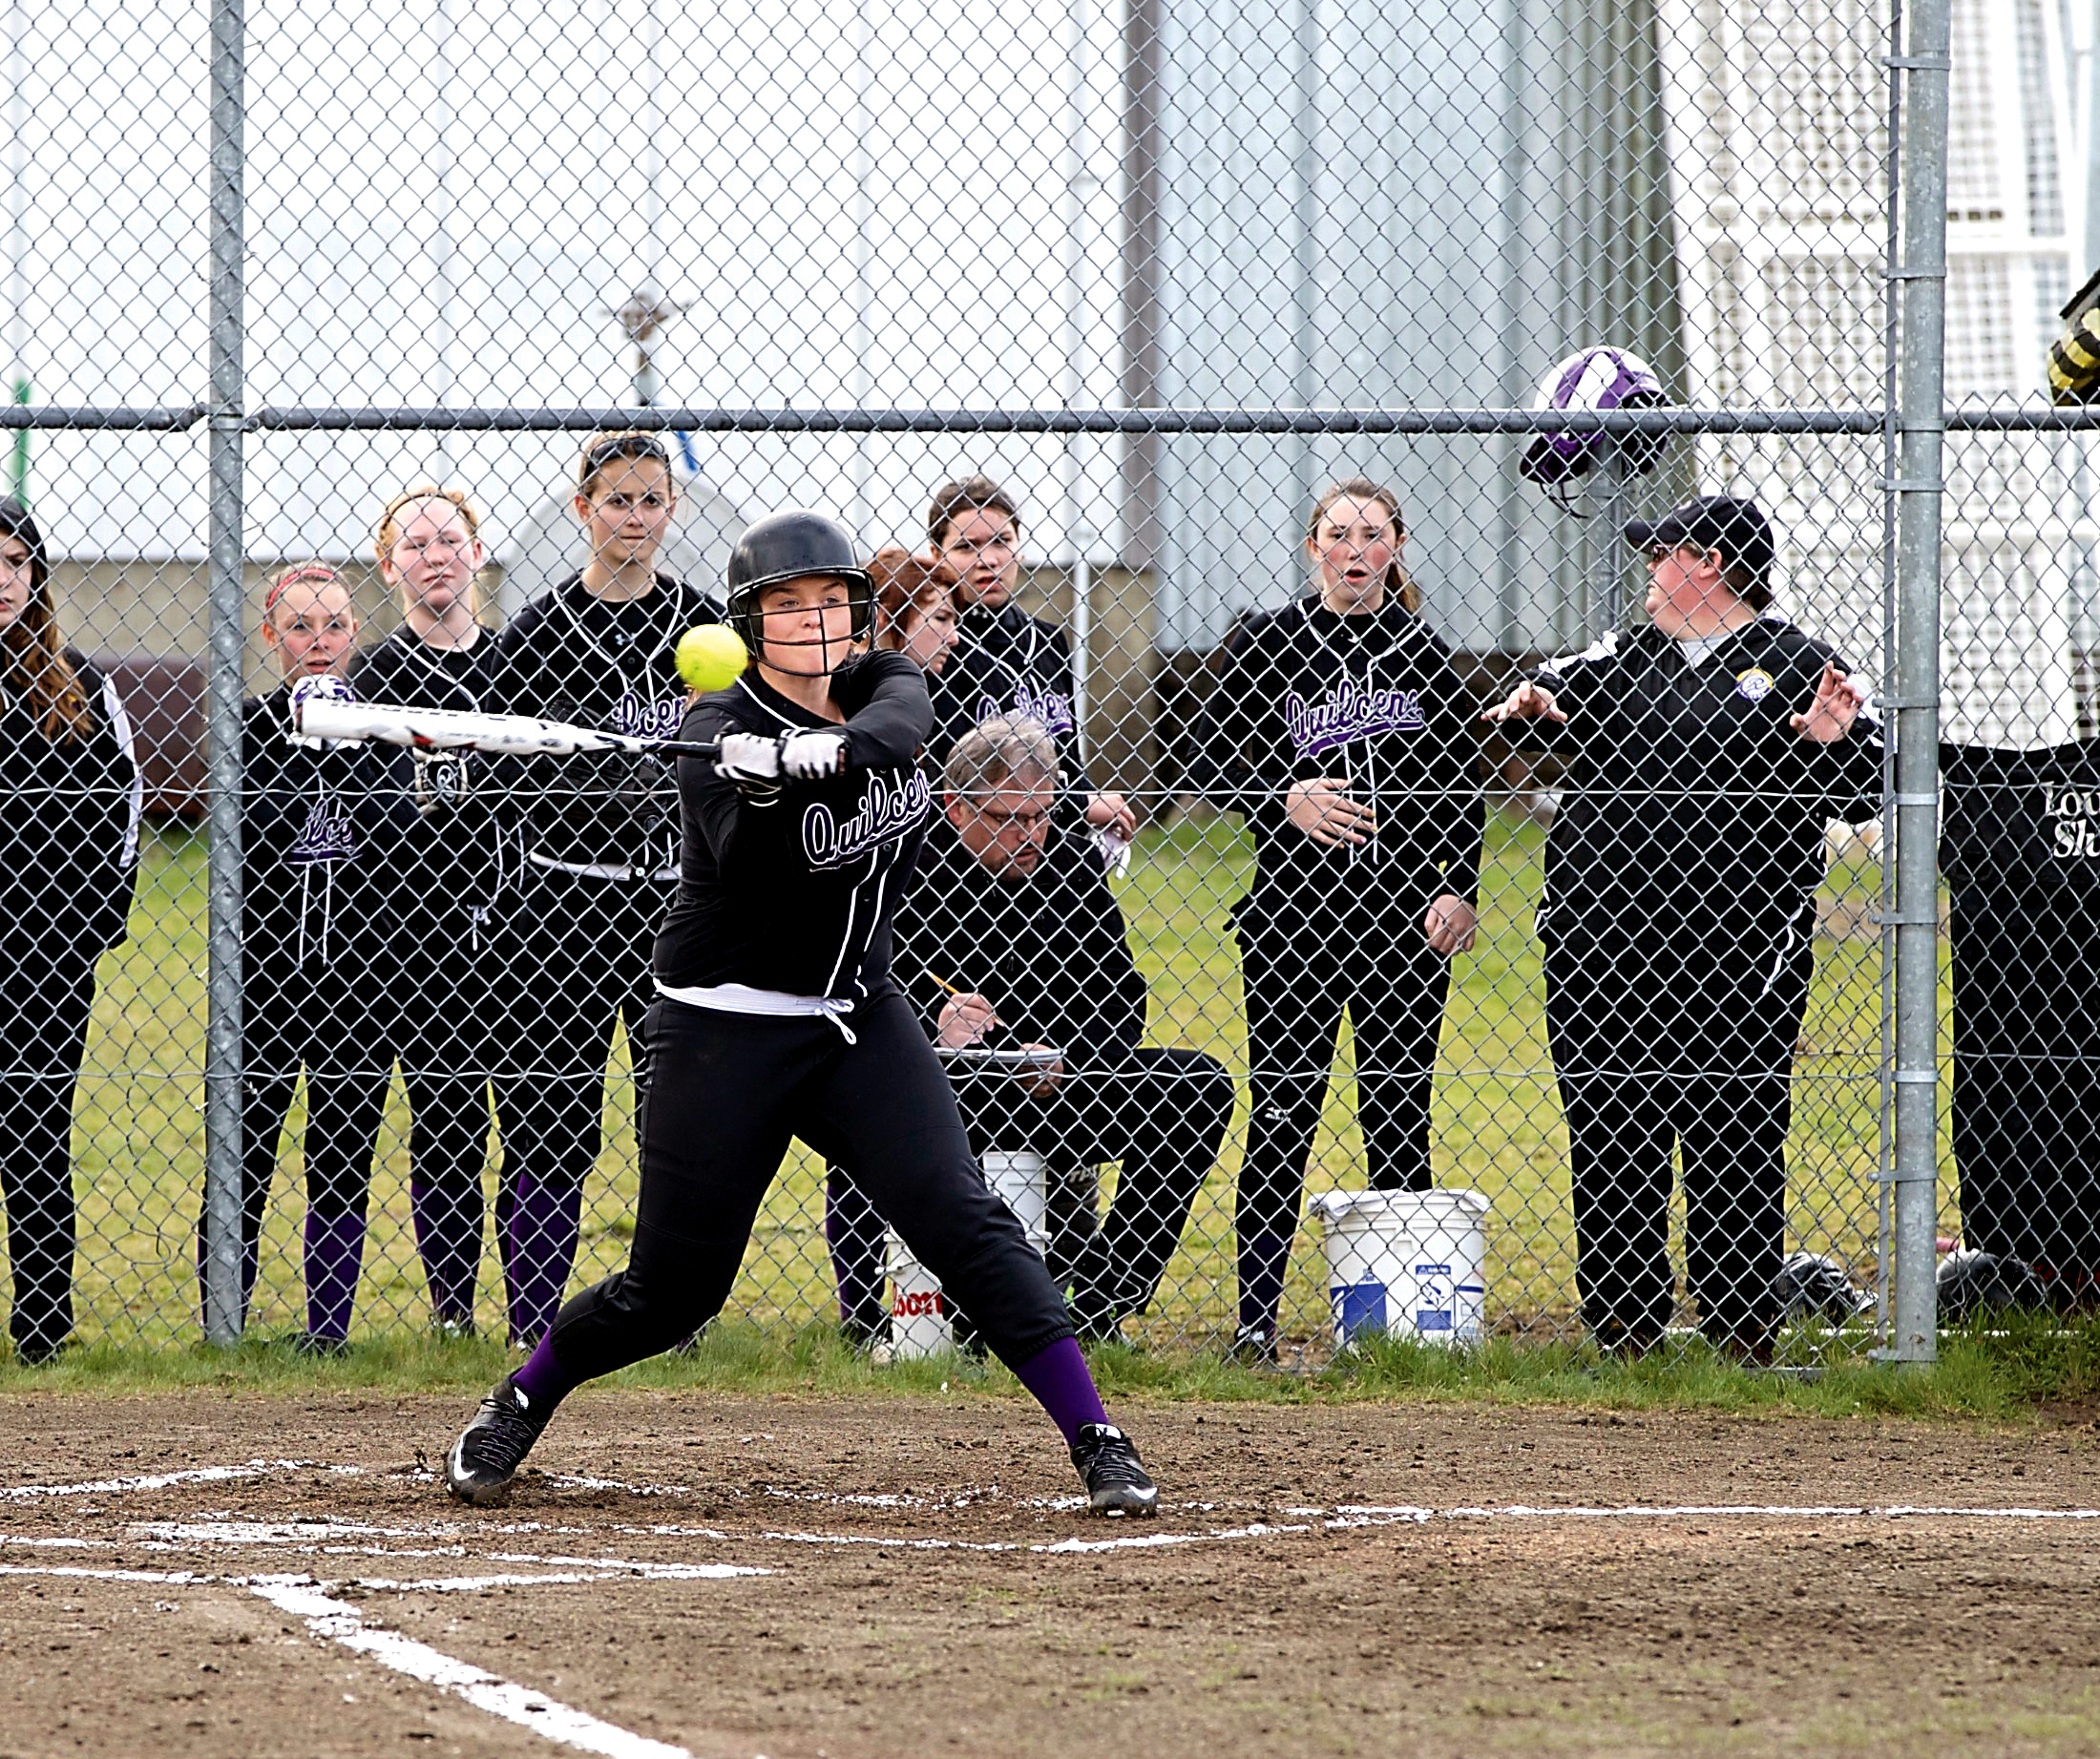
[487,432,725,1347]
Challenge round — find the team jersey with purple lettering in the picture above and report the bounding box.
[930,599,1097,791]
[493,572,724,875]
[1186,592,1482,911]
[655,649,935,1002]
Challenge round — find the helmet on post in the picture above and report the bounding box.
[724,510,874,654]
[1520,346,1671,488]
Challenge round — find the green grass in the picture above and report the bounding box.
[10,1309,2099,1427]
[49,811,1947,1376]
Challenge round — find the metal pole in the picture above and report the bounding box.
[1889,0,1950,1363]
[201,0,246,1346]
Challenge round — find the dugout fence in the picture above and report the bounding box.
[4,0,2094,1370]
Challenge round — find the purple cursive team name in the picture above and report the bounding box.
[1284,678,1425,760]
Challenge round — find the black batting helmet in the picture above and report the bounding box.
[1774,1250,1870,1327]
[724,510,874,652]
[1935,1249,2048,1324]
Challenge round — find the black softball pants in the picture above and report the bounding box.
[1544,911,1814,1352]
[0,938,100,1356]
[371,906,508,1326]
[488,865,667,1343]
[546,993,1075,1378]
[1233,897,1453,1338]
[204,954,389,1329]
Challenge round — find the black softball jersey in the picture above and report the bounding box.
[654,648,935,1005]
[1186,592,1483,911]
[493,574,724,877]
[933,599,1097,788]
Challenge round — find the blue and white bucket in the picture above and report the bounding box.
[886,1151,1049,1360]
[1312,1188,1491,1348]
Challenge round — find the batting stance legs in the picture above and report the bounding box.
[489,865,665,1348]
[548,995,1074,1375]
[1234,905,1451,1349]
[1544,915,1812,1358]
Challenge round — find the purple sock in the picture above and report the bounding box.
[507,1176,582,1349]
[411,1175,481,1326]
[1238,1230,1293,1339]
[511,1330,580,1411]
[304,1210,367,1344]
[1012,1336,1110,1446]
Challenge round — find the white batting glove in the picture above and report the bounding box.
[780,730,848,780]
[715,732,784,783]
[287,674,356,749]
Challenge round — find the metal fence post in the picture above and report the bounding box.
[200,0,246,1346]
[1888,0,1949,1363]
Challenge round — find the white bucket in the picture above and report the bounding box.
[981,1150,1049,1252]
[884,1153,1051,1360]
[885,1231,953,1359]
[1312,1188,1491,1348]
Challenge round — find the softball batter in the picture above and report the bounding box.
[1187,478,1483,1363]
[446,510,1159,1516]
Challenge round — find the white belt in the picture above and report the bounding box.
[530,850,679,884]
[655,980,858,1043]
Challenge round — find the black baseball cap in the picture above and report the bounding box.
[1624,494,1774,587]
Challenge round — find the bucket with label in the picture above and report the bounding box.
[885,1231,953,1359]
[1312,1188,1491,1347]
[885,1153,1051,1359]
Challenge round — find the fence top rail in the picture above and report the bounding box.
[18,403,2100,434]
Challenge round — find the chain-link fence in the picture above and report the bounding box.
[3,0,2090,1369]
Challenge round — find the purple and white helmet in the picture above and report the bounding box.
[1521,346,1670,486]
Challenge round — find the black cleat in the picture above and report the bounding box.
[446,1373,552,1506]
[1070,1422,1160,1518]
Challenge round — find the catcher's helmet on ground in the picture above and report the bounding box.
[1774,1250,1871,1326]
[1521,346,1670,488]
[1935,1248,2048,1323]
[724,510,874,652]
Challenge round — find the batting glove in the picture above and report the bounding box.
[287,674,356,749]
[715,732,784,783]
[780,730,848,780]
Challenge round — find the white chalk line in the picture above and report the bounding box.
[0,1458,363,1501]
[249,1576,711,1759]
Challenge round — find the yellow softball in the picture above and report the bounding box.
[675,624,749,693]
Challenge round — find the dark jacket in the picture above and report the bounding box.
[932,599,1098,791]
[349,625,522,923]
[892,807,1148,1070]
[0,653,141,958]
[494,574,724,876]
[241,685,398,976]
[1515,616,1882,937]
[655,650,934,1002]
[1185,593,1483,916]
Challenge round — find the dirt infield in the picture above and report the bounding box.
[2,1391,2097,1758]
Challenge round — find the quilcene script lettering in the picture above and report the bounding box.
[802,767,932,869]
[1285,679,1425,759]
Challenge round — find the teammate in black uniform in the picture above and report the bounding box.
[213,564,396,1351]
[1186,479,1483,1363]
[350,487,519,1336]
[1483,495,1876,1363]
[0,497,140,1362]
[489,432,724,1346]
[445,511,1159,1517]
[925,475,1135,841]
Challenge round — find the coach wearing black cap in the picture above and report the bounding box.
[1484,494,1880,1364]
